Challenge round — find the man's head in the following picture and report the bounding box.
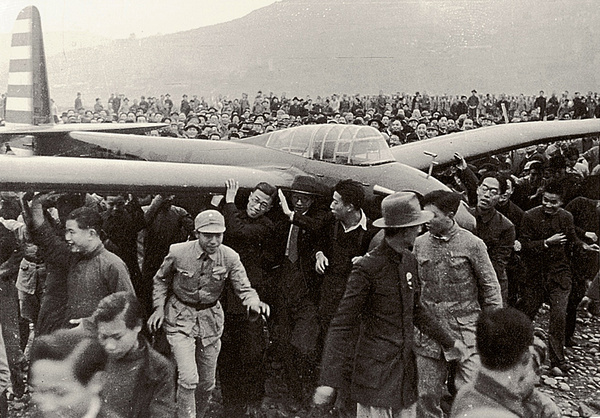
[416,122,427,139]
[374,192,434,250]
[330,179,364,221]
[247,182,276,219]
[104,194,126,215]
[389,118,403,134]
[477,307,539,394]
[30,330,107,418]
[563,145,580,168]
[477,174,506,211]
[438,116,448,130]
[422,190,462,236]
[194,210,226,254]
[542,181,564,215]
[93,292,143,360]
[288,176,323,213]
[497,175,514,206]
[477,307,533,371]
[462,118,474,130]
[64,207,103,253]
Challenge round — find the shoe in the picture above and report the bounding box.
[550,363,569,376]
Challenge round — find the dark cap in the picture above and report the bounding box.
[288,175,325,196]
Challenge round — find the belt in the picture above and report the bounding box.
[175,294,218,310]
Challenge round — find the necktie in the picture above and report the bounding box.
[286,224,299,263]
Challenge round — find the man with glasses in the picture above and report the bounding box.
[471,174,516,304]
[275,175,328,408]
[217,179,277,416]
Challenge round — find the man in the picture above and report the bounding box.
[74,92,83,112]
[496,176,526,307]
[30,329,118,418]
[455,95,468,118]
[217,179,277,416]
[29,194,133,325]
[180,95,191,116]
[407,122,427,142]
[92,292,175,418]
[450,307,561,418]
[314,179,378,336]
[315,192,465,417]
[471,174,516,303]
[467,90,479,120]
[182,124,200,139]
[313,179,378,415]
[564,196,600,346]
[102,194,145,306]
[275,176,328,405]
[148,210,269,418]
[413,190,502,418]
[517,181,598,375]
[534,91,547,120]
[141,194,194,316]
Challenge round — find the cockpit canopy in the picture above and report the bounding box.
[251,124,395,166]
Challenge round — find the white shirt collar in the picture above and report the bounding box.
[342,210,368,233]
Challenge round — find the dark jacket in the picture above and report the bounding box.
[520,206,583,278]
[473,207,516,281]
[320,241,454,409]
[274,206,328,305]
[315,212,378,324]
[130,339,176,418]
[73,326,176,418]
[221,202,275,312]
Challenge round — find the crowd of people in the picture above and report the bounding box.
[0,87,599,418]
[2,89,599,144]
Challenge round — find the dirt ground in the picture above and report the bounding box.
[7,308,600,418]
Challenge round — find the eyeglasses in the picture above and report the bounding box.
[291,193,313,203]
[478,184,500,197]
[249,195,270,211]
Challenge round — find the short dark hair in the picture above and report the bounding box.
[254,182,277,200]
[564,145,579,160]
[334,179,365,210]
[548,154,566,171]
[422,190,461,215]
[66,207,103,233]
[92,291,143,329]
[544,181,565,199]
[31,330,107,385]
[477,307,533,371]
[479,173,507,195]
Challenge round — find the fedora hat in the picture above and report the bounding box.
[288,175,325,196]
[373,192,433,228]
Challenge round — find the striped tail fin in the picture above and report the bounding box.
[5,6,51,125]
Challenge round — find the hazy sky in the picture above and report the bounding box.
[0,0,279,39]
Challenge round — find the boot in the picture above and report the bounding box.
[194,388,212,418]
[176,385,196,418]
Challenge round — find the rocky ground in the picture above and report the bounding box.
[7,307,600,417]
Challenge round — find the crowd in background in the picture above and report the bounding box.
[2,89,598,143]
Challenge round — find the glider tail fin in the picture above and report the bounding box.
[5,6,52,125]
